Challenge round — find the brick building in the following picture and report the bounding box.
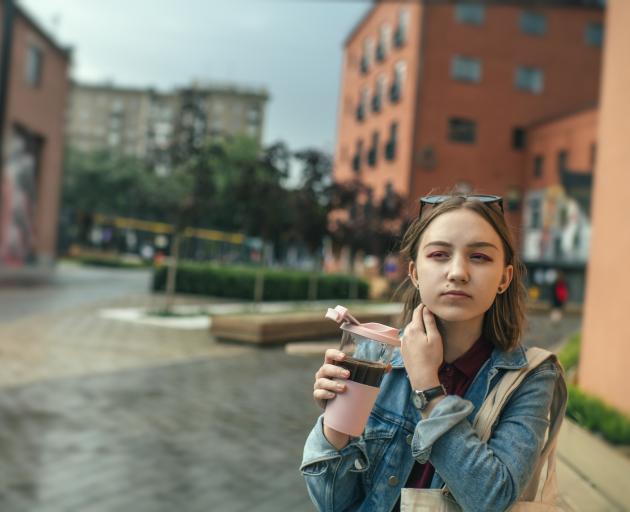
[330,0,604,286]
[0,2,71,277]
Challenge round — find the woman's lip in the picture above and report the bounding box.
[442,292,471,298]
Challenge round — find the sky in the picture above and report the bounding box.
[20,0,372,155]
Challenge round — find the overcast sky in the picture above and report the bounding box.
[20,0,371,153]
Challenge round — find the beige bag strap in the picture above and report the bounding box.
[471,347,567,504]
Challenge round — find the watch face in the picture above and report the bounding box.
[412,392,426,410]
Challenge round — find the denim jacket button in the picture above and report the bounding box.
[388,475,399,487]
[405,434,413,445]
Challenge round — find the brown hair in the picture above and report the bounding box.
[393,195,527,351]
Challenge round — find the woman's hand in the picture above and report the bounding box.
[313,349,350,410]
[401,303,444,391]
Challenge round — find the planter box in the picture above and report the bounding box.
[210,310,399,345]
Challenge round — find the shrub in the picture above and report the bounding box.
[71,254,149,269]
[566,384,630,445]
[558,332,581,371]
[152,262,369,301]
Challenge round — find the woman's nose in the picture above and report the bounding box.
[447,255,469,282]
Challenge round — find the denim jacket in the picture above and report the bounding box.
[301,344,558,512]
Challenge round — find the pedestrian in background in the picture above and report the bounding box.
[551,271,569,323]
[302,193,567,512]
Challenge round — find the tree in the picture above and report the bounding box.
[327,179,404,269]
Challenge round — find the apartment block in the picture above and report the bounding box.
[66,81,269,173]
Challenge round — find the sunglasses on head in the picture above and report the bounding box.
[419,194,504,217]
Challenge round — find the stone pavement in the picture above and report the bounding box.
[0,290,618,512]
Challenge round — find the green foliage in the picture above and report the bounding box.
[556,332,630,445]
[151,263,369,301]
[558,332,581,371]
[566,384,630,445]
[69,254,150,269]
[62,148,189,223]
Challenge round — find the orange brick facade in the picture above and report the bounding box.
[579,0,630,416]
[0,5,70,272]
[334,0,603,224]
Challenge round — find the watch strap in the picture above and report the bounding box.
[417,384,447,402]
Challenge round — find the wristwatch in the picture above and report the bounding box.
[412,384,447,411]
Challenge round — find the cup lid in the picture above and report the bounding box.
[325,305,401,347]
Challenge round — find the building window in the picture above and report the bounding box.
[372,76,386,113]
[520,11,547,36]
[451,55,482,83]
[394,9,409,48]
[356,88,369,121]
[448,118,476,144]
[361,38,374,74]
[25,46,44,87]
[377,24,392,62]
[247,105,260,123]
[512,127,526,149]
[557,150,568,173]
[368,131,379,167]
[455,4,485,25]
[385,122,398,161]
[585,22,603,48]
[352,140,363,173]
[533,155,544,178]
[515,66,544,94]
[529,198,541,228]
[390,61,406,103]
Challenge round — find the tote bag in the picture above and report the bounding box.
[401,348,568,512]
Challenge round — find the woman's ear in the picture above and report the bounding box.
[408,261,419,288]
[498,264,514,293]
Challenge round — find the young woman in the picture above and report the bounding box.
[301,194,563,512]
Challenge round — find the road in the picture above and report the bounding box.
[0,263,152,323]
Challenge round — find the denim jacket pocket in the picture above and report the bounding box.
[301,460,330,477]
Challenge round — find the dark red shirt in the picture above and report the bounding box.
[405,335,494,489]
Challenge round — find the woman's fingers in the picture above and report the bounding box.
[324,349,346,364]
[316,363,350,381]
[313,375,347,409]
[314,377,347,393]
[411,303,422,327]
[422,306,439,340]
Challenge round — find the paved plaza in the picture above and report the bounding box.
[0,265,595,511]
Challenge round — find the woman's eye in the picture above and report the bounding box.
[428,252,448,258]
[471,253,491,261]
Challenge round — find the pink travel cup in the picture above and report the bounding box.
[323,305,401,437]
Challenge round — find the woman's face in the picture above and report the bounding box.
[409,209,513,323]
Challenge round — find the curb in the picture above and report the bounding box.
[557,419,630,510]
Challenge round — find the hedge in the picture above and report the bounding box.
[69,254,150,269]
[566,384,630,445]
[151,262,369,301]
[558,332,630,445]
[558,332,581,371]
